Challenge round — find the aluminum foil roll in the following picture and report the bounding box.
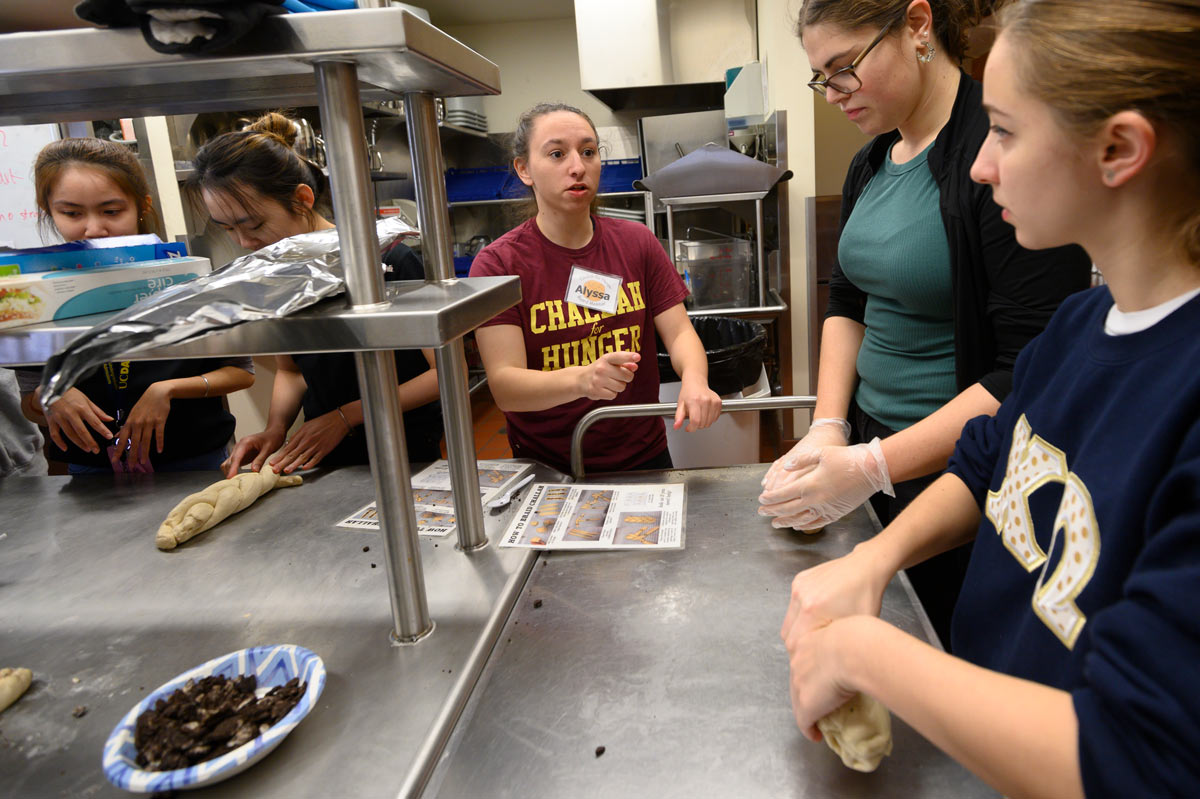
[39,216,418,408]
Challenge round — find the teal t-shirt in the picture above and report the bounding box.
[837,139,956,431]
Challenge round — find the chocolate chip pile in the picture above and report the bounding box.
[134,674,306,771]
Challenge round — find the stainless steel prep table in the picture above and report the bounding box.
[0,462,562,798]
[427,464,994,799]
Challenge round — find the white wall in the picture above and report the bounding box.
[757,0,817,420]
[668,0,757,84]
[444,18,629,134]
[813,94,870,196]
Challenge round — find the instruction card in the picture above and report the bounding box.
[499,483,686,550]
[337,459,534,537]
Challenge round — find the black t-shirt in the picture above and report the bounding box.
[57,358,240,468]
[291,242,443,465]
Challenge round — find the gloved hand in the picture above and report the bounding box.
[758,437,894,530]
[761,417,851,491]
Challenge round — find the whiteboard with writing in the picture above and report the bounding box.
[0,124,62,249]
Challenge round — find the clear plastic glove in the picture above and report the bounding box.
[758,437,894,530]
[761,418,851,491]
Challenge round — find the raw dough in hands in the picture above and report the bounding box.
[156,465,302,550]
[817,691,893,772]
[0,667,33,713]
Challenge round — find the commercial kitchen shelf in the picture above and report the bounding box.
[0,7,500,125]
[0,276,520,368]
[0,7,508,645]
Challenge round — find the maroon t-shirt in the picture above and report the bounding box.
[470,216,688,474]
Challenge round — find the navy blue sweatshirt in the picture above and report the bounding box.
[948,286,1200,796]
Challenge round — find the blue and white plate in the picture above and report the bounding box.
[102,644,325,793]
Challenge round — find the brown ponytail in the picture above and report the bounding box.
[188,111,330,226]
[997,0,1200,264]
[507,102,601,224]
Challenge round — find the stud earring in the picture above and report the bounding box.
[1104,170,1116,182]
[918,41,936,63]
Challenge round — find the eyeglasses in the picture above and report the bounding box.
[807,17,899,97]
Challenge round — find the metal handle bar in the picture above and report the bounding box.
[570,395,816,479]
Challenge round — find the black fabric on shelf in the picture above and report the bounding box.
[75,0,140,26]
[75,0,286,54]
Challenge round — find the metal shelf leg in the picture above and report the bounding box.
[404,91,488,552]
[316,59,432,643]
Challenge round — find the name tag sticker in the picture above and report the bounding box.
[565,265,622,315]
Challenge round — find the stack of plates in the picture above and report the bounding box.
[443,110,487,133]
[596,207,647,222]
[443,97,488,134]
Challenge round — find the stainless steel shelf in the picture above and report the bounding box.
[0,276,520,368]
[659,190,770,206]
[0,7,500,125]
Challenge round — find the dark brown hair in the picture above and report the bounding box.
[796,0,1006,62]
[34,137,162,240]
[508,102,601,223]
[187,111,330,225]
[997,0,1200,263]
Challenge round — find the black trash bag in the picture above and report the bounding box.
[658,316,766,396]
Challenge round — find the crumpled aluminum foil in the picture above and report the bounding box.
[39,216,418,408]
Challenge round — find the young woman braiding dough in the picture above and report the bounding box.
[186,112,444,477]
[18,138,254,473]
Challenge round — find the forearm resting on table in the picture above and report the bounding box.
[841,617,1083,799]
[856,473,981,575]
[812,316,864,420]
[879,383,1000,485]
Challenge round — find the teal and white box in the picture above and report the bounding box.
[0,255,211,330]
[0,235,188,276]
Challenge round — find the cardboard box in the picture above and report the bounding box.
[0,235,188,276]
[0,255,211,331]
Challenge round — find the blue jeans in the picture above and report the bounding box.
[68,447,228,475]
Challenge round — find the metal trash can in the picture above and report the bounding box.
[657,317,768,467]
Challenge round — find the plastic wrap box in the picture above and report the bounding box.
[0,255,211,331]
[0,235,188,275]
[675,238,752,309]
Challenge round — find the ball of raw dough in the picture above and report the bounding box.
[817,691,893,772]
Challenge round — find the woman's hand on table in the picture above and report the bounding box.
[222,428,286,478]
[758,438,893,529]
[578,351,639,401]
[40,386,114,454]
[784,616,863,740]
[267,410,351,474]
[112,381,172,469]
[761,417,850,491]
[780,545,890,642]
[780,548,891,737]
[673,378,721,432]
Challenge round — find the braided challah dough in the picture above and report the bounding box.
[156,466,302,550]
[0,667,32,714]
[817,691,893,772]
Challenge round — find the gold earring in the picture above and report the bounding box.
[918,41,936,63]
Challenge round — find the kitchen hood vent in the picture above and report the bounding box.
[586,82,725,114]
[575,0,752,114]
